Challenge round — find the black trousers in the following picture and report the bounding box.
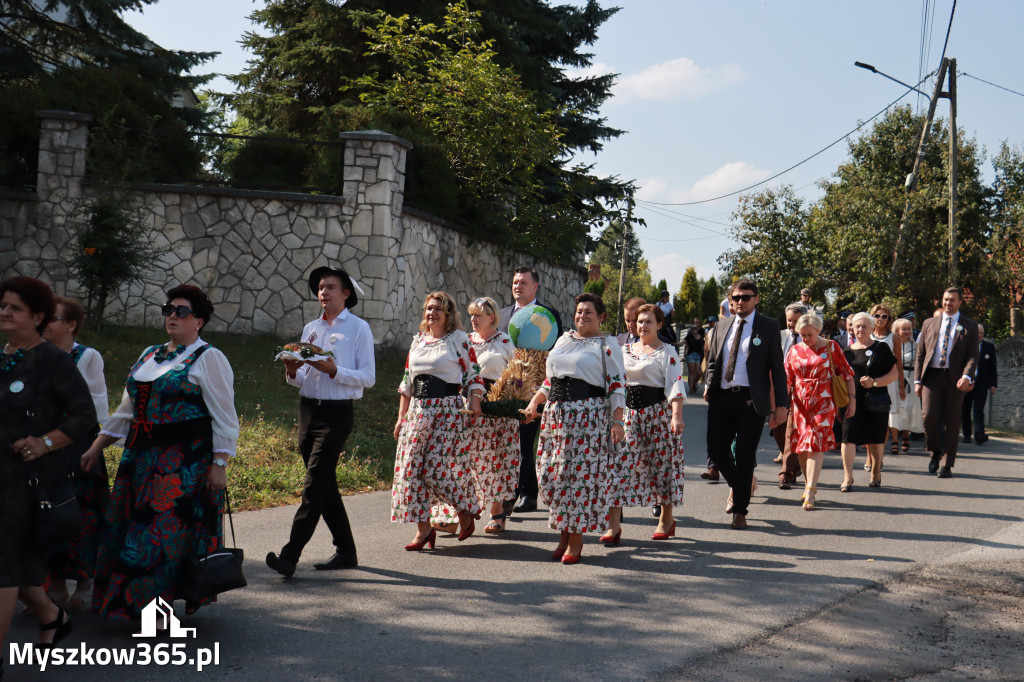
[962,387,990,438]
[706,387,766,516]
[514,419,540,499]
[282,398,357,561]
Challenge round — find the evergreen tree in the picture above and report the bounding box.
[675,266,700,325]
[700,276,721,320]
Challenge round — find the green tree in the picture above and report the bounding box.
[719,185,812,318]
[598,260,654,333]
[700,276,721,321]
[675,266,700,325]
[990,141,1024,315]
[589,218,645,269]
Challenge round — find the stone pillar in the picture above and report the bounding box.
[337,130,413,340]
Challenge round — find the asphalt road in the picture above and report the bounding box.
[8,398,1024,681]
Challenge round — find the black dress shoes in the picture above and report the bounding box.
[266,552,296,578]
[512,495,538,513]
[975,434,989,445]
[963,434,972,443]
[937,466,953,478]
[313,552,359,570]
[928,454,941,474]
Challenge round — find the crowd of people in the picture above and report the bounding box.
[0,267,998,662]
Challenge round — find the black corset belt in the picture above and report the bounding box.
[626,385,665,410]
[548,377,605,403]
[412,374,461,400]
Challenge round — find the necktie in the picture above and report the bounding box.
[724,318,746,383]
[792,332,798,345]
[939,318,951,367]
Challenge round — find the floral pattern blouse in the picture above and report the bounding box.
[398,330,484,396]
[470,331,515,381]
[538,332,626,411]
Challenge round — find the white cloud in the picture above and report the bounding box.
[687,162,772,201]
[635,176,669,202]
[613,57,744,102]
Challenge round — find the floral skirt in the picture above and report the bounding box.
[431,414,520,524]
[93,418,222,620]
[536,397,612,534]
[392,396,481,524]
[609,402,685,507]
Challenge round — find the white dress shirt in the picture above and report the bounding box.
[720,310,756,389]
[73,343,109,424]
[288,308,376,400]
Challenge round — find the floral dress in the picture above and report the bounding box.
[46,343,110,585]
[94,341,238,620]
[391,330,484,524]
[535,332,626,534]
[613,343,686,508]
[786,340,854,453]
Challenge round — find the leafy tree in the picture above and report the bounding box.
[990,142,1024,312]
[598,260,654,333]
[719,185,812,318]
[589,218,645,270]
[675,266,700,325]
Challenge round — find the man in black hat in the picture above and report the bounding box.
[266,266,375,577]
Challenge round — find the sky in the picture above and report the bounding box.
[124,1,1024,293]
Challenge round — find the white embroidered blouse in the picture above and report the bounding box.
[538,332,626,411]
[623,342,687,403]
[471,330,515,381]
[398,330,484,397]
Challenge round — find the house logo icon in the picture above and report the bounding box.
[133,597,197,638]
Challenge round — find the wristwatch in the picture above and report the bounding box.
[871,379,877,388]
[42,435,54,452]
[213,457,228,467]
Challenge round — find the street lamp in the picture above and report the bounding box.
[854,61,930,97]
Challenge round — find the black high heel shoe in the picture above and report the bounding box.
[40,608,72,648]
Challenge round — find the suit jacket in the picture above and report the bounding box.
[914,313,980,384]
[498,300,563,340]
[973,339,998,390]
[832,331,851,349]
[780,328,800,359]
[705,311,789,417]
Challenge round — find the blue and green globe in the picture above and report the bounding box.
[509,304,558,351]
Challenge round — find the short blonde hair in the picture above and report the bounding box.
[468,296,499,328]
[849,311,874,331]
[795,313,822,333]
[892,318,913,334]
[419,291,461,334]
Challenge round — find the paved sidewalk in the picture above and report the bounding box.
[8,401,1024,680]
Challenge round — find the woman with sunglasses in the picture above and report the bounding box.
[392,292,485,550]
[430,296,518,534]
[40,297,109,611]
[869,304,904,456]
[522,293,626,564]
[81,285,239,624]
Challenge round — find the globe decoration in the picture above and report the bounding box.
[508,304,558,351]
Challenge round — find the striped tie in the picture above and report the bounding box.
[939,319,950,368]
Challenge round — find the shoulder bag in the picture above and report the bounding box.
[184,488,247,602]
[864,345,892,414]
[828,341,850,409]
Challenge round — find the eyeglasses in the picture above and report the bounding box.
[161,304,194,318]
[730,294,755,302]
[873,313,889,320]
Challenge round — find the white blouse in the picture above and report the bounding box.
[623,342,687,403]
[398,330,484,397]
[471,331,515,381]
[539,332,626,412]
[73,343,109,424]
[101,337,240,456]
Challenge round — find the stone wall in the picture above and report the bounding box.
[990,337,1024,432]
[1,111,585,347]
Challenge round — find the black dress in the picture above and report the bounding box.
[841,341,896,445]
[0,341,96,587]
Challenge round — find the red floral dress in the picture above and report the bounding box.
[785,340,854,453]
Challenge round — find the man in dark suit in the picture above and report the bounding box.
[703,278,789,529]
[914,287,980,478]
[498,266,563,513]
[962,324,997,445]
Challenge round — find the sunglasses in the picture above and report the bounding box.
[730,294,755,302]
[873,313,890,320]
[162,304,194,318]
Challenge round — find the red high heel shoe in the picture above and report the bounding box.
[404,529,436,551]
[561,552,582,565]
[651,521,676,540]
[458,516,477,542]
[551,549,566,561]
[598,529,621,545]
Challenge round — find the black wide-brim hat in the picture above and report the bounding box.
[308,266,358,308]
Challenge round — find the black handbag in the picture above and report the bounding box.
[184,489,247,603]
[864,346,892,414]
[27,463,81,548]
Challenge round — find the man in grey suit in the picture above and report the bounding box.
[914,287,980,478]
[962,324,998,445]
[498,266,563,513]
[704,279,789,529]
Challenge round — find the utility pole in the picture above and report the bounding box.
[947,58,958,285]
[615,208,630,336]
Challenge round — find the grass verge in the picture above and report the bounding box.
[78,325,404,511]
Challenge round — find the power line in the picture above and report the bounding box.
[937,0,957,68]
[640,73,933,207]
[960,71,1024,99]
